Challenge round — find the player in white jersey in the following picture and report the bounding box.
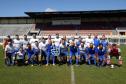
[46,35,52,44]
[59,38,68,65]
[32,41,40,65]
[39,37,47,64]
[13,35,22,52]
[54,33,61,47]
[85,34,94,47]
[21,35,29,50]
[5,41,15,66]
[13,35,22,64]
[21,35,29,62]
[78,42,87,63]
[29,34,39,47]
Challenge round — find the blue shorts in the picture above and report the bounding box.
[70,51,77,57]
[60,52,68,56]
[98,55,105,61]
[78,52,87,58]
[89,54,95,60]
[14,48,19,52]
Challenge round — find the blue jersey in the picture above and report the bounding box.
[33,48,40,55]
[76,41,81,47]
[46,44,52,52]
[27,48,34,57]
[101,40,108,48]
[70,45,77,53]
[96,48,106,56]
[87,47,97,55]
[93,38,100,47]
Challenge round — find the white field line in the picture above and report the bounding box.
[71,65,76,84]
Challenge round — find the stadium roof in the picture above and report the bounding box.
[25,9,126,18]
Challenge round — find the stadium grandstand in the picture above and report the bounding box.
[0,9,126,36]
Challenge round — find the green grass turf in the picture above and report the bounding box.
[74,45,126,84]
[0,45,126,84]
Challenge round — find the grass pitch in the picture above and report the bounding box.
[0,45,126,84]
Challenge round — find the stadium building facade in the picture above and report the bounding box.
[0,9,126,36]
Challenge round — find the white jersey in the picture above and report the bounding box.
[79,45,86,53]
[21,39,29,49]
[85,38,94,47]
[39,42,46,51]
[5,45,15,53]
[32,44,39,50]
[13,39,22,49]
[46,39,52,44]
[30,38,39,46]
[54,38,61,46]
[17,51,24,59]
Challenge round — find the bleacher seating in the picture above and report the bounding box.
[0,24,35,36]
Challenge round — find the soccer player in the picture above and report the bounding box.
[39,37,47,64]
[51,41,58,66]
[13,35,22,51]
[68,41,78,66]
[45,39,53,66]
[100,35,108,50]
[3,35,13,49]
[85,34,94,48]
[78,42,87,63]
[96,44,106,66]
[59,38,68,65]
[16,47,25,66]
[26,43,34,65]
[4,41,15,66]
[87,43,97,65]
[30,34,39,47]
[46,35,52,44]
[13,35,22,64]
[21,35,29,62]
[76,36,82,46]
[21,35,29,50]
[93,34,100,48]
[32,41,40,65]
[108,44,122,67]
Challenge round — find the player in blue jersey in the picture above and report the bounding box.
[68,41,78,65]
[87,43,97,65]
[96,43,107,67]
[93,34,100,48]
[100,35,108,50]
[46,40,56,66]
[26,43,34,65]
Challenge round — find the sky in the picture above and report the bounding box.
[0,0,126,17]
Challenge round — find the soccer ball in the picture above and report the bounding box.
[110,64,114,69]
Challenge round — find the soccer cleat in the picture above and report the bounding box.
[53,63,55,66]
[45,64,48,66]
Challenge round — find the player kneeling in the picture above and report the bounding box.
[16,47,25,66]
[4,42,15,66]
[87,43,97,65]
[108,44,122,68]
[96,44,106,67]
